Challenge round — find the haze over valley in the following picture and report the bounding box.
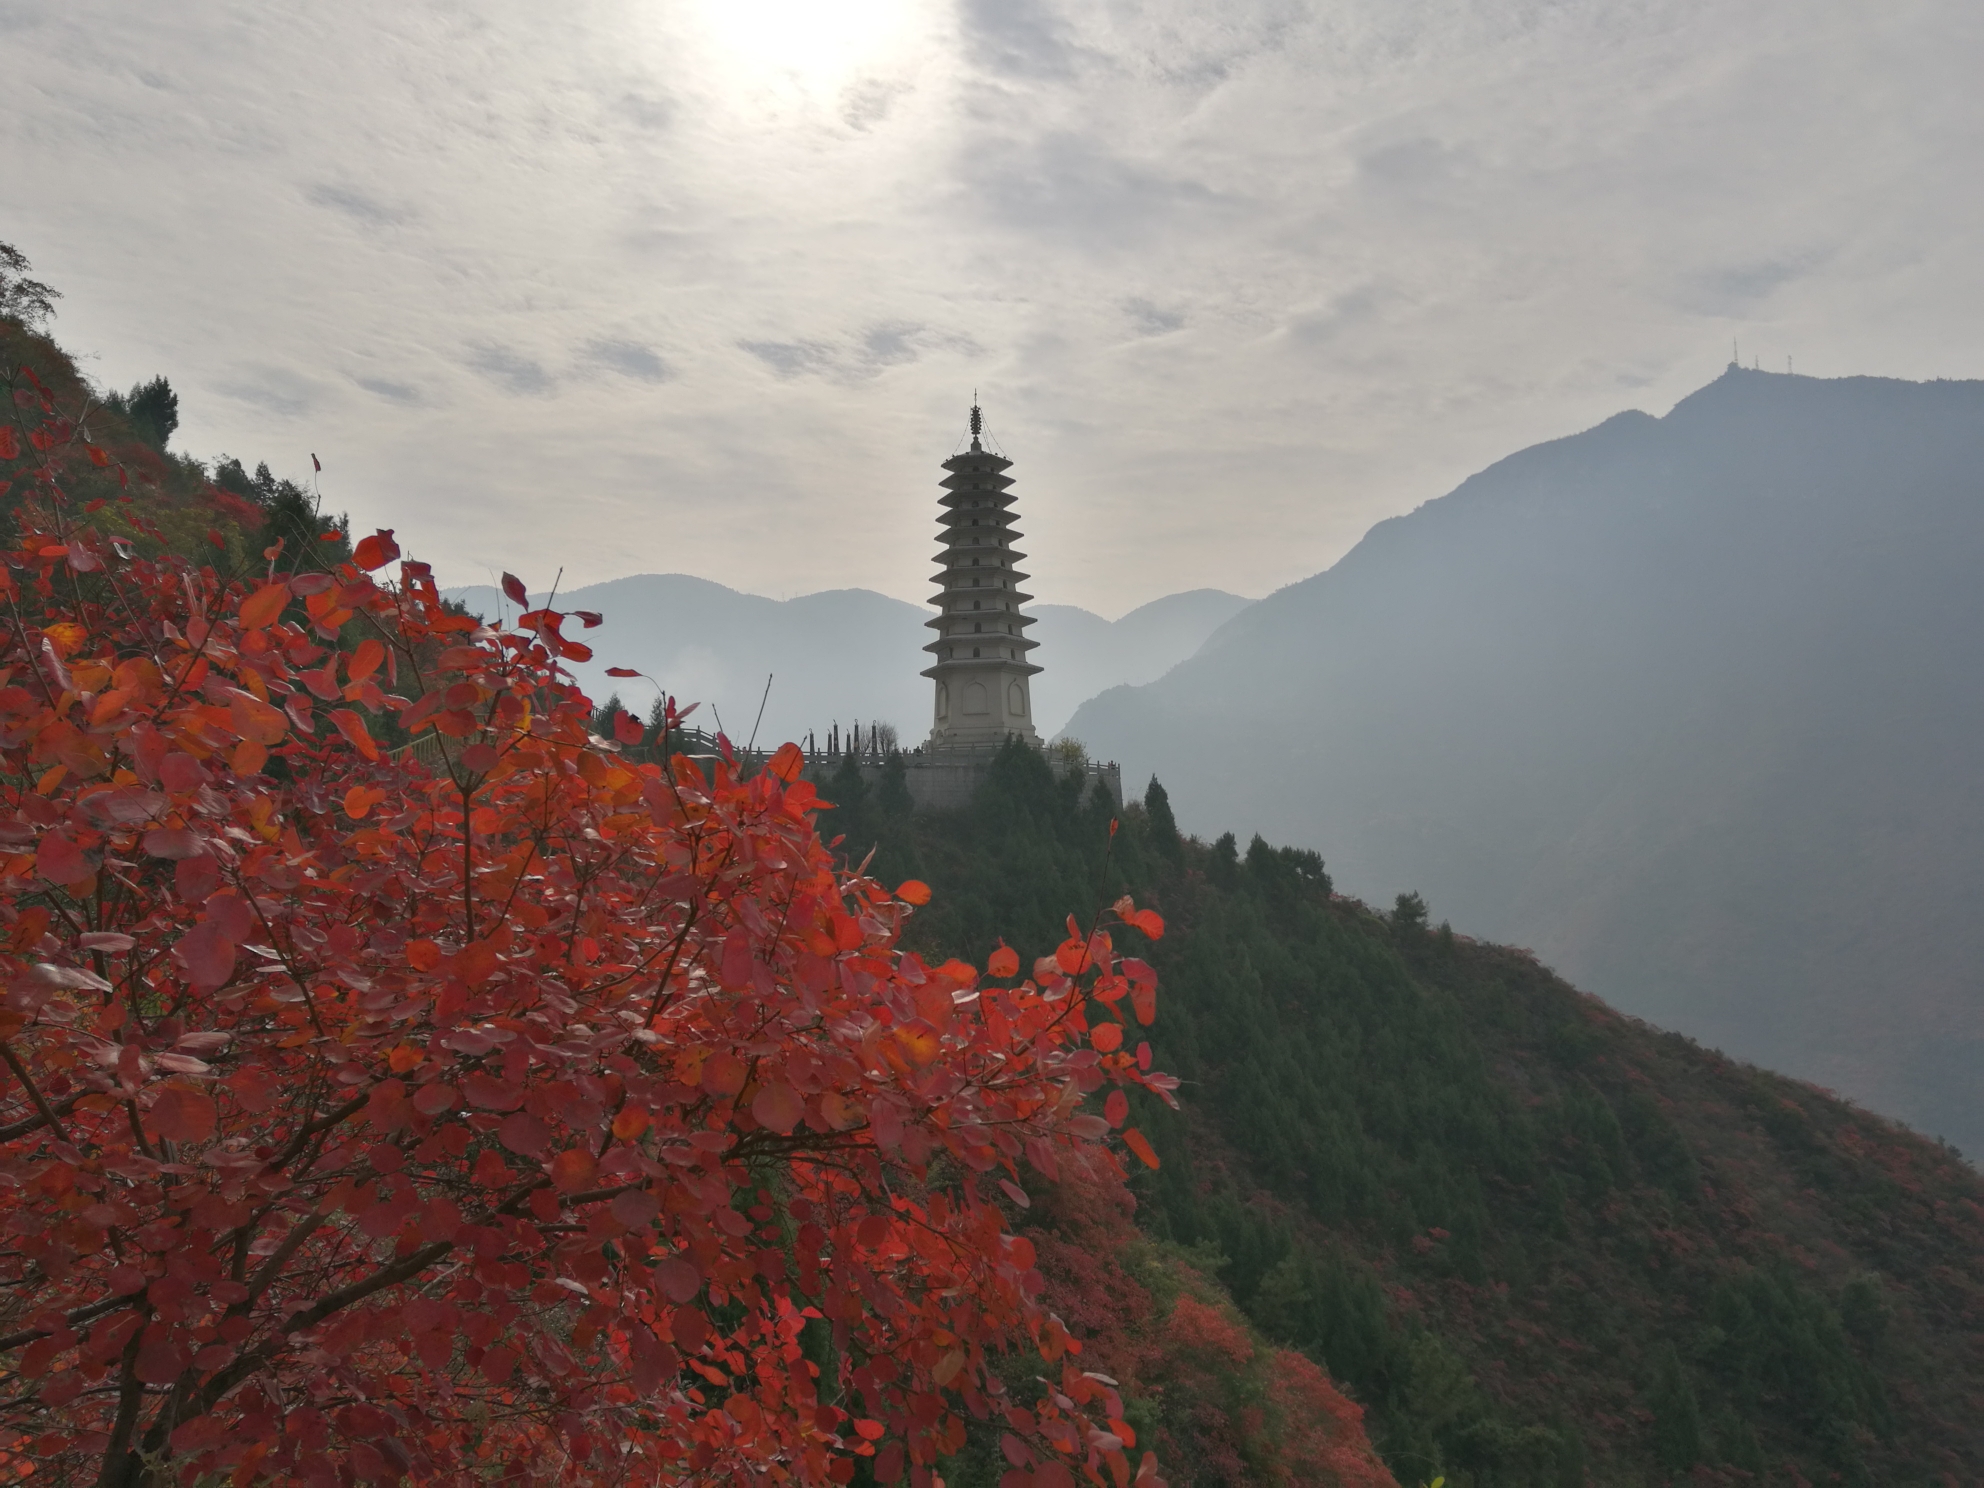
[445,576,1251,745]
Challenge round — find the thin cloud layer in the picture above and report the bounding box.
[2,0,1978,616]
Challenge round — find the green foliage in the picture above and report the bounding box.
[210,455,353,572]
[1646,1341,1704,1470]
[101,374,179,450]
[835,749,1984,1485]
[0,241,59,329]
[590,690,625,736]
[1143,776,1182,859]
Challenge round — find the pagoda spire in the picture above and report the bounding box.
[920,404,1041,749]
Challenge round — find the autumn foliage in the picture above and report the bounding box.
[1020,1178,1396,1488]
[0,361,1177,1483]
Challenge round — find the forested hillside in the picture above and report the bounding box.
[821,746,1984,1486]
[0,312,349,575]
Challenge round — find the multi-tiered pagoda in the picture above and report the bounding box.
[921,405,1041,748]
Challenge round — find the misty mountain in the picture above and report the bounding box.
[444,575,1250,746]
[1032,589,1255,736]
[1067,367,1984,1157]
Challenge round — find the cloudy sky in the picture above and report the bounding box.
[4,0,1979,618]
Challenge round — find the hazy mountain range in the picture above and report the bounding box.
[1068,366,1984,1157]
[444,576,1251,747]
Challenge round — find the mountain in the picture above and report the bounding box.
[445,575,1251,744]
[1031,590,1256,738]
[1065,367,1984,1159]
[821,747,1984,1485]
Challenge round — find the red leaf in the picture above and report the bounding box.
[134,1329,188,1385]
[853,1419,885,1441]
[35,830,89,886]
[501,572,528,605]
[228,691,289,746]
[343,786,386,820]
[549,1147,596,1192]
[328,708,380,761]
[896,879,932,906]
[1127,908,1165,940]
[150,1084,218,1143]
[174,920,237,990]
[498,1112,551,1156]
[472,1149,514,1187]
[987,943,1020,979]
[612,1188,660,1228]
[701,1052,747,1098]
[1091,1022,1123,1053]
[0,427,16,460]
[717,931,754,992]
[348,637,385,681]
[751,1080,804,1135]
[480,1345,518,1383]
[613,710,644,745]
[767,740,805,782]
[463,1073,524,1110]
[1121,1128,1160,1170]
[652,1256,702,1303]
[238,583,290,629]
[605,665,642,677]
[353,529,400,570]
[573,610,603,628]
[1104,1090,1129,1128]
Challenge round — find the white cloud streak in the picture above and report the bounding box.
[3,0,1978,618]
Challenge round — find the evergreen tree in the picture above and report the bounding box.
[590,692,625,737]
[109,374,179,450]
[1210,830,1240,889]
[1144,775,1182,858]
[1648,1341,1705,1470]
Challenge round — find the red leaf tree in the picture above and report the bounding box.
[0,375,1176,1485]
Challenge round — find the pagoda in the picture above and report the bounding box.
[921,404,1042,748]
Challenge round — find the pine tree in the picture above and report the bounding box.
[1144,775,1182,858]
[1649,1341,1705,1470]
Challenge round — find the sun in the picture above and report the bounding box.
[686,0,924,92]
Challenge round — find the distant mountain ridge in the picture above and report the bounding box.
[445,575,1250,745]
[1068,366,1984,1157]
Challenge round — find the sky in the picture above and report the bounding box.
[3,0,1980,620]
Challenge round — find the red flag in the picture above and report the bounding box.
[311,452,321,472]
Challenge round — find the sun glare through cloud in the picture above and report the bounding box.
[682,0,931,98]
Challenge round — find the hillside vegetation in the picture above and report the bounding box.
[822,746,1984,1485]
[0,314,349,576]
